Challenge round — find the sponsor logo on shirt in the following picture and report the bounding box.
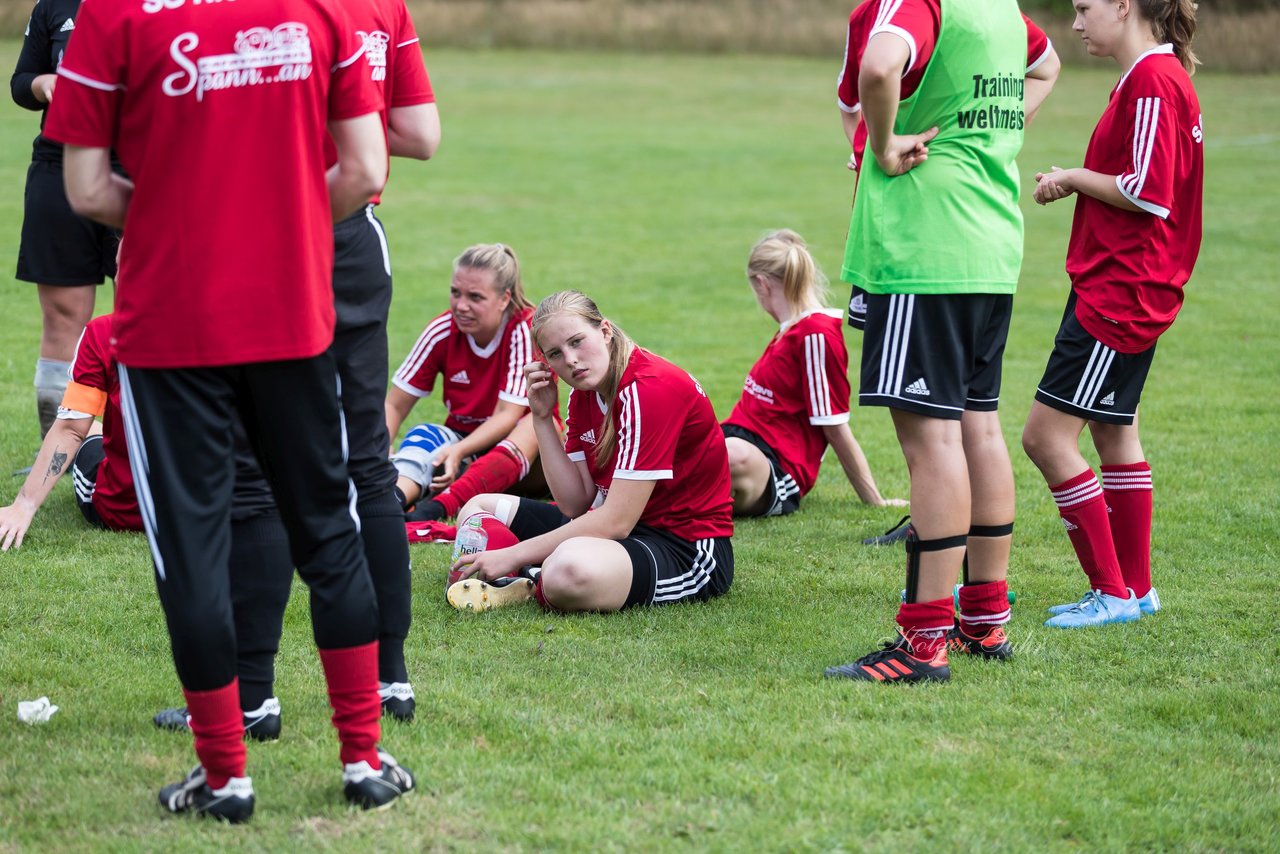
[162,23,313,102]
[743,374,774,405]
[144,0,238,15]
[579,429,596,445]
[449,370,470,384]
[904,378,930,397]
[359,30,389,81]
[59,18,75,32]
[1192,113,1204,144]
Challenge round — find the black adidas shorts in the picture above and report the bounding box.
[17,160,119,286]
[509,498,734,608]
[1034,293,1156,426]
[721,423,801,517]
[859,292,1012,420]
[847,285,868,331]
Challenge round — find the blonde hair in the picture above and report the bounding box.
[746,229,830,317]
[531,290,635,468]
[1135,0,1198,73]
[454,243,535,311]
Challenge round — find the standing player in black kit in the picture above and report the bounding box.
[46,0,414,822]
[10,0,118,438]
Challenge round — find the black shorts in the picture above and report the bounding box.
[71,433,107,529]
[859,292,1012,420]
[17,160,119,286]
[1034,294,1156,426]
[847,285,868,331]
[509,498,734,609]
[720,423,800,517]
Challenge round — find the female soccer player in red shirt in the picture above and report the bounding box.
[385,244,549,522]
[1023,0,1202,629]
[447,290,734,613]
[722,229,903,516]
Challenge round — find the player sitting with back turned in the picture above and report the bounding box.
[722,229,904,517]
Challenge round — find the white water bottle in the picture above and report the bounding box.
[452,516,488,563]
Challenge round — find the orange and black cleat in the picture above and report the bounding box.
[946,624,1013,661]
[824,633,950,684]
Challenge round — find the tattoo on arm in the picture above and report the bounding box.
[43,449,68,484]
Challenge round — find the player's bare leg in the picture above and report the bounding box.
[725,437,773,515]
[892,410,968,603]
[538,537,633,612]
[35,284,95,437]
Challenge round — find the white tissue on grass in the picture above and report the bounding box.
[17,697,59,724]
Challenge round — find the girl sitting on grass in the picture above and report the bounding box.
[447,290,734,613]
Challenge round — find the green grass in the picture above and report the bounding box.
[1,46,1278,851]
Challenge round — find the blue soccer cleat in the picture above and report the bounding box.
[1044,589,1140,629]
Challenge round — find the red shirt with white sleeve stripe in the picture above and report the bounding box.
[59,314,141,532]
[43,0,380,368]
[563,348,733,541]
[392,308,533,435]
[837,0,1052,170]
[1066,45,1204,353]
[722,309,850,496]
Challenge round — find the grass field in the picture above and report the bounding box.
[0,46,1277,852]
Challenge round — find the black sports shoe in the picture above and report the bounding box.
[946,624,1014,661]
[158,766,255,823]
[379,683,416,723]
[863,515,911,546]
[824,633,950,683]
[153,697,282,742]
[405,499,447,523]
[343,748,416,810]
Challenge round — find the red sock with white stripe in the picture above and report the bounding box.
[183,679,247,791]
[1102,462,1153,598]
[895,598,953,659]
[464,511,521,549]
[1050,469,1127,599]
[436,443,528,519]
[318,642,381,768]
[957,579,1010,636]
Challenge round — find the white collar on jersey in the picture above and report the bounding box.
[779,307,843,334]
[466,310,511,358]
[1117,43,1175,91]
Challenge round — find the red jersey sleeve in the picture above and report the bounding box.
[61,318,110,417]
[837,3,874,114]
[391,4,434,107]
[44,0,125,149]
[327,4,382,121]
[497,319,532,407]
[392,314,451,397]
[801,324,852,426]
[1023,14,1053,73]
[563,390,588,462]
[1115,72,1180,219]
[613,379,677,481]
[867,0,939,81]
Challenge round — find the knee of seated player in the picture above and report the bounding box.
[540,539,628,610]
[724,437,754,478]
[457,493,515,526]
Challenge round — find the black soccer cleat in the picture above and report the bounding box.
[158,765,255,823]
[379,683,416,723]
[343,748,416,810]
[863,515,912,546]
[405,499,448,523]
[824,633,950,683]
[946,624,1014,661]
[153,697,282,742]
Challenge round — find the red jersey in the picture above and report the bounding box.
[723,310,850,496]
[59,315,141,532]
[44,0,381,368]
[1066,45,1204,353]
[563,348,733,542]
[393,308,533,435]
[324,0,435,203]
[838,0,1052,169]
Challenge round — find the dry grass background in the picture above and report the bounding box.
[0,0,1273,72]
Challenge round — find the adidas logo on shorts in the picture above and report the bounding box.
[60,18,75,31]
[849,293,867,315]
[1099,391,1115,406]
[904,378,931,397]
[450,370,470,384]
